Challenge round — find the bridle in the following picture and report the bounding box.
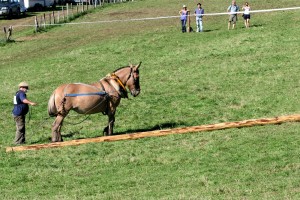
[109,66,139,98]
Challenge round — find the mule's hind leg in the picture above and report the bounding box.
[103,114,115,136]
[52,115,64,142]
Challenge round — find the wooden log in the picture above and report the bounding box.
[6,114,300,152]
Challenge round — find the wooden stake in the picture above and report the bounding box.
[34,16,39,32]
[3,26,12,41]
[43,13,46,28]
[187,11,191,32]
[6,114,300,152]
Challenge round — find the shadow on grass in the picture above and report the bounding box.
[115,122,186,135]
[249,23,264,28]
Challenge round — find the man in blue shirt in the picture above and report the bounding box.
[12,82,37,144]
[227,0,240,30]
[194,3,204,32]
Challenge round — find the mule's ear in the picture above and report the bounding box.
[136,62,142,69]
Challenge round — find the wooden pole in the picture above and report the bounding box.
[34,16,39,32]
[62,6,65,22]
[187,11,191,32]
[52,11,55,24]
[40,15,43,28]
[71,3,73,18]
[3,26,13,41]
[49,13,52,25]
[43,13,46,28]
[66,3,69,21]
[6,114,300,152]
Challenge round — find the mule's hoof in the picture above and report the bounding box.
[103,127,108,136]
[51,138,63,143]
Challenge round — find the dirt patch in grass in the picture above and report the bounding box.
[108,11,147,18]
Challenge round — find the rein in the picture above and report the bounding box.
[65,92,106,97]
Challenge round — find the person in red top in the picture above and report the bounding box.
[12,82,37,144]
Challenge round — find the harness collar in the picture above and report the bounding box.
[107,67,133,98]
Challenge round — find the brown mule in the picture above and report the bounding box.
[47,63,141,142]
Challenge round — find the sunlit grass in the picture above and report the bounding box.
[0,0,300,199]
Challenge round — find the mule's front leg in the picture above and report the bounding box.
[103,114,115,136]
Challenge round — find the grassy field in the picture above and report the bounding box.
[1,0,300,199]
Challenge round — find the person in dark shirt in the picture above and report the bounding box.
[12,82,37,144]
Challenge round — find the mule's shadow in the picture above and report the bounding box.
[115,122,188,135]
[63,122,186,139]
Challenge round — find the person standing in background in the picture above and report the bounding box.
[227,0,240,30]
[242,2,251,28]
[179,5,189,33]
[12,82,37,145]
[194,3,204,32]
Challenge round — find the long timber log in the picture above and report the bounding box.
[6,114,300,152]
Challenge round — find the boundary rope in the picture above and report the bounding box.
[13,6,300,27]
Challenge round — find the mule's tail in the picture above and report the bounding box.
[48,92,58,117]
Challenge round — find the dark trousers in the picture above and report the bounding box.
[14,115,26,144]
[181,19,187,32]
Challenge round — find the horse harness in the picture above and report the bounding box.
[59,67,136,116]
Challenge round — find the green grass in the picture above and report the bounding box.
[1,0,300,199]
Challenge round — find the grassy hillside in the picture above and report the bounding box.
[0,0,300,199]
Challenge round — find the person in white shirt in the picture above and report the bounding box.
[242,2,251,28]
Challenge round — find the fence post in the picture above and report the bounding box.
[57,11,60,23]
[35,16,39,32]
[43,13,46,28]
[3,26,13,41]
[40,15,43,29]
[62,6,65,22]
[52,11,55,24]
[49,13,52,25]
[66,3,69,21]
[71,3,73,18]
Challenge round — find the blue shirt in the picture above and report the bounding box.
[12,90,29,116]
[228,5,239,14]
[195,8,204,18]
[180,10,188,20]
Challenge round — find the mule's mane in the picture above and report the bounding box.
[113,66,131,73]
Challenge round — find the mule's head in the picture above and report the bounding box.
[126,62,141,97]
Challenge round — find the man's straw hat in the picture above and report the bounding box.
[18,81,29,88]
